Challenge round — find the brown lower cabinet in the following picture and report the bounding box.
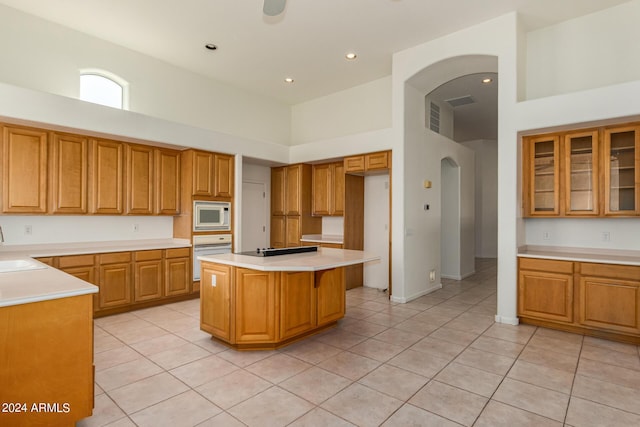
[37,246,193,317]
[200,262,346,350]
[518,257,640,343]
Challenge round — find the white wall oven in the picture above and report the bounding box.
[193,201,230,231]
[192,234,232,281]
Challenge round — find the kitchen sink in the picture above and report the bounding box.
[0,259,47,273]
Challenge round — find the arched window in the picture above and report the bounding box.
[79,70,129,109]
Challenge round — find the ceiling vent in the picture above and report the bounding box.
[445,95,475,108]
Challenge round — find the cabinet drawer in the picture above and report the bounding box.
[579,262,640,281]
[58,254,95,268]
[134,250,163,261]
[519,257,573,274]
[166,247,190,258]
[99,252,131,264]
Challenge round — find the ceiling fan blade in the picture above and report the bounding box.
[263,0,286,16]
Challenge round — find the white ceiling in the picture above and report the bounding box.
[0,0,631,106]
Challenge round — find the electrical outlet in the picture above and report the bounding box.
[24,225,32,235]
[601,231,611,242]
[429,270,436,282]
[542,231,551,240]
[133,224,139,232]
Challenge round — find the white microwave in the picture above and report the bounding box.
[193,201,231,231]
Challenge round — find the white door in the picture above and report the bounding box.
[364,173,390,290]
[241,181,268,251]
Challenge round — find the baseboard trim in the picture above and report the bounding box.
[495,315,519,325]
[391,282,442,303]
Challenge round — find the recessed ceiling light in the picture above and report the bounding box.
[345,52,357,60]
[482,77,492,84]
[284,77,294,83]
[205,43,218,51]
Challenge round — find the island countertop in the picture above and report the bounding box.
[198,247,379,272]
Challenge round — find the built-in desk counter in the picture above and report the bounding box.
[198,248,379,350]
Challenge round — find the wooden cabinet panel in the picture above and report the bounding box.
[603,125,640,215]
[316,267,346,325]
[518,262,573,323]
[280,271,316,340]
[1,125,48,213]
[332,162,345,215]
[344,155,365,173]
[578,276,640,334]
[235,268,277,343]
[126,144,154,214]
[285,216,301,247]
[90,139,124,214]
[312,163,331,216]
[134,251,163,302]
[270,215,286,248]
[192,150,214,196]
[165,256,191,296]
[271,167,286,216]
[98,252,132,309]
[285,164,302,215]
[200,262,232,341]
[155,148,180,215]
[50,132,88,214]
[214,154,233,198]
[34,257,55,267]
[563,130,599,216]
[366,151,390,171]
[523,135,560,216]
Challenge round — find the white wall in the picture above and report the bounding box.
[461,139,498,258]
[424,97,454,140]
[526,0,640,100]
[291,76,392,144]
[0,216,172,246]
[440,158,460,279]
[363,174,390,290]
[525,218,640,250]
[0,4,291,145]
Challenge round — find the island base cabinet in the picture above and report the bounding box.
[0,295,94,426]
[280,271,316,340]
[200,263,232,341]
[317,267,346,325]
[235,268,278,343]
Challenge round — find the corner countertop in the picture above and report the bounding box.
[0,238,191,308]
[517,245,640,266]
[198,247,378,272]
[300,234,344,245]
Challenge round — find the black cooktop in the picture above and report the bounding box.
[237,246,318,257]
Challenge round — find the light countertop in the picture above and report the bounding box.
[199,247,379,272]
[300,234,344,245]
[517,245,640,266]
[0,238,190,308]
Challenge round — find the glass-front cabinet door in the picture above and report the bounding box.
[564,130,599,215]
[604,125,639,215]
[525,135,560,216]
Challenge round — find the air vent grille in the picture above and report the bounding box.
[429,102,440,133]
[445,95,475,108]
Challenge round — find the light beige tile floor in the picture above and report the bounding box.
[78,259,640,426]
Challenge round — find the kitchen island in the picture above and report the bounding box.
[198,247,379,350]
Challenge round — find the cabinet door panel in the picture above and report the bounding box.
[344,155,365,173]
[126,144,154,214]
[312,164,331,216]
[99,262,132,308]
[271,167,285,216]
[235,268,277,343]
[165,257,190,296]
[280,271,315,340]
[200,263,232,341]
[1,125,48,213]
[285,216,301,247]
[192,151,214,196]
[134,259,163,302]
[524,135,560,216]
[366,151,389,170]
[603,125,640,215]
[50,133,88,214]
[564,130,599,215]
[578,277,640,334]
[214,154,233,198]
[90,139,124,214]
[156,149,180,215]
[285,165,302,215]
[332,162,345,215]
[270,215,286,248]
[518,270,573,323]
[316,267,346,325]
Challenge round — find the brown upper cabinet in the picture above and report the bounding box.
[1,124,48,213]
[126,144,155,215]
[344,150,391,174]
[50,132,89,214]
[523,122,640,217]
[271,166,286,216]
[191,150,214,196]
[90,138,124,214]
[312,162,344,216]
[155,148,181,215]
[187,149,234,199]
[214,154,234,198]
